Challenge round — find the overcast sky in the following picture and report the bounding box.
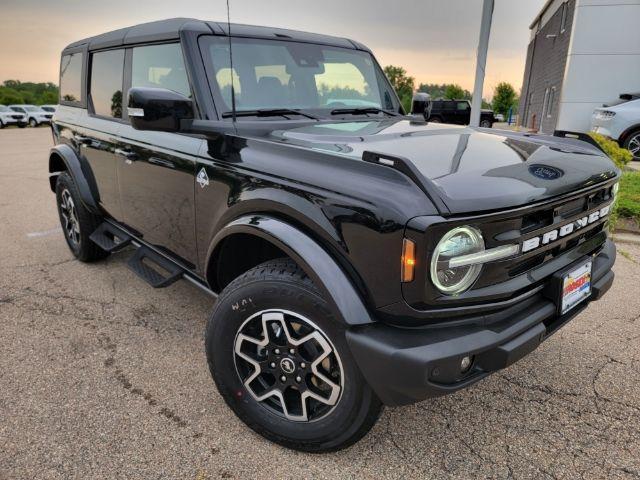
[0,0,545,99]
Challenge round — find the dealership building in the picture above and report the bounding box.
[518,0,640,134]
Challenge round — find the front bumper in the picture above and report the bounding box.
[347,239,615,406]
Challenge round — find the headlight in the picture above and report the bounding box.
[594,110,616,121]
[429,226,520,295]
[430,226,484,295]
[612,182,620,201]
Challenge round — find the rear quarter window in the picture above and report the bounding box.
[60,53,83,105]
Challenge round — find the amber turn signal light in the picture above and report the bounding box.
[401,238,416,283]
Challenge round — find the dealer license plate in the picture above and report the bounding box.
[561,260,592,315]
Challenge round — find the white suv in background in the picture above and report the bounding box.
[0,105,27,128]
[591,94,640,161]
[8,104,53,127]
[40,105,58,113]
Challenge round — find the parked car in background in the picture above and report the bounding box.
[40,104,58,113]
[8,104,53,127]
[494,113,505,122]
[591,94,640,161]
[428,99,496,128]
[0,105,27,128]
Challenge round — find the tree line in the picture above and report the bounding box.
[383,65,519,117]
[0,80,59,105]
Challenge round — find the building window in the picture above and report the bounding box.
[560,3,568,34]
[542,87,550,120]
[547,87,556,117]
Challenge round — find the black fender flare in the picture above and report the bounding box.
[206,215,374,327]
[49,144,100,214]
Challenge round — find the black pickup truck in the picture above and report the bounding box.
[49,18,618,452]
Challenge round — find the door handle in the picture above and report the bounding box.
[148,157,175,169]
[73,135,92,146]
[115,148,139,163]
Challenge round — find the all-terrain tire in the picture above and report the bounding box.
[205,258,383,452]
[55,172,109,262]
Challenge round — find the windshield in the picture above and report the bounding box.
[200,36,399,118]
[23,106,40,112]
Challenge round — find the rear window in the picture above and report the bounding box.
[60,53,83,104]
[90,49,125,119]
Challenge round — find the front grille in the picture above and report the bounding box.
[478,185,614,288]
[11,115,22,119]
[408,181,617,310]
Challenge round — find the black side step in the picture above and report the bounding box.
[90,222,132,253]
[127,246,183,288]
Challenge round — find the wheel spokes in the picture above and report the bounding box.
[234,310,343,422]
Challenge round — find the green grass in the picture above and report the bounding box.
[617,171,640,223]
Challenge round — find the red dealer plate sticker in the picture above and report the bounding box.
[561,260,592,315]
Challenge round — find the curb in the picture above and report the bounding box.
[613,233,640,246]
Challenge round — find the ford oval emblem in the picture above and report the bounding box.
[528,164,564,180]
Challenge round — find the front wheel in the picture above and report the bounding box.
[29,118,38,127]
[205,258,382,452]
[480,119,493,128]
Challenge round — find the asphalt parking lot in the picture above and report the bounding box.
[1,127,639,479]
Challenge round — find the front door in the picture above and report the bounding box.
[116,42,200,266]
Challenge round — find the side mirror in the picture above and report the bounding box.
[127,87,194,132]
[410,92,432,120]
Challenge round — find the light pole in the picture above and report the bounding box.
[469,0,495,127]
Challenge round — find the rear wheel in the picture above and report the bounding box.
[480,119,493,128]
[55,172,109,262]
[623,130,640,160]
[205,258,382,452]
[429,117,442,123]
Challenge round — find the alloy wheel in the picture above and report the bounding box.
[60,189,80,246]
[628,134,640,160]
[233,309,343,422]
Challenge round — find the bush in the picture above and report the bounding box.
[589,132,633,169]
[617,172,640,222]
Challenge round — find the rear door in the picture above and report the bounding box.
[455,101,471,124]
[116,42,201,266]
[81,48,127,220]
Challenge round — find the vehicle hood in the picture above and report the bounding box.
[267,119,618,215]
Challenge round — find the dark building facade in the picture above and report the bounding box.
[519,0,575,133]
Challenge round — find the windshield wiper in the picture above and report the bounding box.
[221,108,318,120]
[330,107,399,117]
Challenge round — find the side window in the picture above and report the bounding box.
[60,53,83,104]
[547,87,556,117]
[443,102,455,111]
[560,3,568,34]
[131,43,191,98]
[90,49,125,119]
[457,102,469,111]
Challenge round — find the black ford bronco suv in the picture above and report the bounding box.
[50,18,619,452]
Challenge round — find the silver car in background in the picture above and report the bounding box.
[8,104,53,127]
[0,105,27,128]
[591,94,640,160]
[40,104,58,113]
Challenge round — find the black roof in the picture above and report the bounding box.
[63,18,367,53]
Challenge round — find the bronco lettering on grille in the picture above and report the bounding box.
[522,203,611,253]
